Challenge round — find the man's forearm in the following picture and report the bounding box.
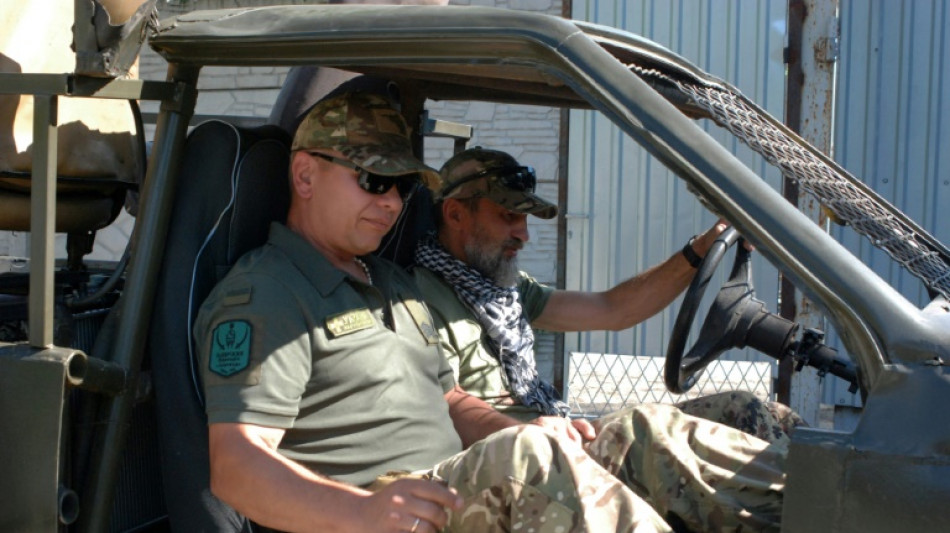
[209,424,369,532]
[535,252,693,332]
[600,251,696,327]
[444,386,521,447]
[533,222,727,332]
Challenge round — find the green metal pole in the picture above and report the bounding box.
[28,95,57,348]
[78,64,199,533]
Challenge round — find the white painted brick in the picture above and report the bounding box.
[463,101,497,122]
[235,74,282,89]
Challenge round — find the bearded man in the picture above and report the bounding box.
[412,146,800,531]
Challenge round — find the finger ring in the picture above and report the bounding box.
[410,517,421,532]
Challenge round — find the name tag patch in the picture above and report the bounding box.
[326,308,375,338]
[210,320,252,377]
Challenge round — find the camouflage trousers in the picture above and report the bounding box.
[433,424,671,532]
[586,403,787,532]
[430,398,789,532]
[674,390,807,446]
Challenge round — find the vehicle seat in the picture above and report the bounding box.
[0,99,143,267]
[147,120,290,532]
[2,0,148,264]
[0,172,130,233]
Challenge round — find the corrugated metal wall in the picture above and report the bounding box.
[565,0,950,416]
[834,0,950,302]
[824,0,950,408]
[565,1,788,368]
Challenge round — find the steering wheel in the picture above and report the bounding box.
[664,227,783,394]
[663,226,857,395]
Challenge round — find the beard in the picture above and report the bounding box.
[464,234,522,287]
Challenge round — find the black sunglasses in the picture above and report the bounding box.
[308,152,419,200]
[441,165,537,197]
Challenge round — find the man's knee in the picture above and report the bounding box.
[689,389,761,407]
[725,389,762,403]
[443,425,581,483]
[441,425,590,515]
[499,424,579,467]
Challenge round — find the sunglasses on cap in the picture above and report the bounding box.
[441,165,537,198]
[307,152,420,201]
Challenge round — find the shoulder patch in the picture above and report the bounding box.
[325,308,375,338]
[210,320,252,377]
[221,286,252,306]
[401,295,440,345]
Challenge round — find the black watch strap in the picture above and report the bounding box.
[682,235,703,268]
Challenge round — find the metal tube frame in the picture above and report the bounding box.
[28,95,58,348]
[72,0,98,74]
[78,63,199,533]
[0,20,187,521]
[0,64,192,532]
[7,75,181,352]
[145,4,937,376]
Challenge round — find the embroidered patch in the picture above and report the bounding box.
[325,308,375,338]
[209,320,252,377]
[402,295,440,345]
[221,286,252,306]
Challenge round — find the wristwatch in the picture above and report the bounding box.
[681,235,703,268]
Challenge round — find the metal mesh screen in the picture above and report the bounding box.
[669,76,950,299]
[566,63,950,415]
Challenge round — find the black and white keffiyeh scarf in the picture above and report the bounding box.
[415,235,569,417]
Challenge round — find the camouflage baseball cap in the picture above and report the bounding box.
[292,91,440,189]
[437,147,558,219]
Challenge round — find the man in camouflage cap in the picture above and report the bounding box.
[413,146,799,531]
[437,146,558,219]
[291,91,441,189]
[196,91,684,532]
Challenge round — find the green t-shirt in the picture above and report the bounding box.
[195,223,462,487]
[413,267,554,422]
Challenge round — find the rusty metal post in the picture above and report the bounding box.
[782,0,839,423]
[552,0,573,396]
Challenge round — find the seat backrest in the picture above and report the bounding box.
[376,184,436,267]
[147,120,290,532]
[1,1,149,234]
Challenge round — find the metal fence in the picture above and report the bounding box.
[568,353,773,417]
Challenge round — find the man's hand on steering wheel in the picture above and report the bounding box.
[686,220,753,268]
[666,222,763,394]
